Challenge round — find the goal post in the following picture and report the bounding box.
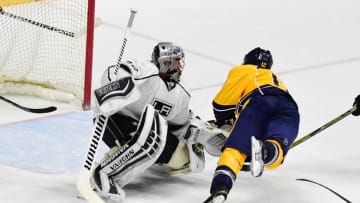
[0,0,96,110]
[83,0,95,110]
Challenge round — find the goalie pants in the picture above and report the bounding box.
[102,112,180,164]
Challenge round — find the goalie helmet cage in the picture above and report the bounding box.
[0,0,95,110]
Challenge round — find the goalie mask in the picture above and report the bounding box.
[151,42,185,82]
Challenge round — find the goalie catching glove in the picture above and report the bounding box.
[183,115,229,156]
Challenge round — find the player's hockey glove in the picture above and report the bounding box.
[352,95,360,116]
[208,119,233,132]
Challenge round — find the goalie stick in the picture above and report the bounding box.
[76,9,137,203]
[0,6,102,38]
[0,95,57,113]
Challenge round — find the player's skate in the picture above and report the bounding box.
[250,136,264,177]
[204,190,228,203]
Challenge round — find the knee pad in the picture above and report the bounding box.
[94,104,168,190]
[218,148,247,176]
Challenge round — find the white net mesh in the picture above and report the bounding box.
[0,0,90,103]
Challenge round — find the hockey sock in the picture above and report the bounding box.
[263,139,284,170]
[210,165,236,197]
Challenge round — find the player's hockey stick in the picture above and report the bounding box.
[290,106,356,149]
[76,9,137,203]
[296,178,351,203]
[0,95,57,113]
[0,6,102,38]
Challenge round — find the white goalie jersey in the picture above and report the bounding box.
[94,59,192,138]
[90,58,229,201]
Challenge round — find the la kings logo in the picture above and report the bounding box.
[153,99,173,117]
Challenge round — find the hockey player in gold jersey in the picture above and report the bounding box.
[205,47,300,203]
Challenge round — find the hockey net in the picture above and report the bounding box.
[0,0,95,109]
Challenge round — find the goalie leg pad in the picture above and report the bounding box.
[187,142,205,173]
[166,142,189,169]
[167,142,205,176]
[94,104,168,191]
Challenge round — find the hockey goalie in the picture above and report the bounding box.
[90,42,229,201]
